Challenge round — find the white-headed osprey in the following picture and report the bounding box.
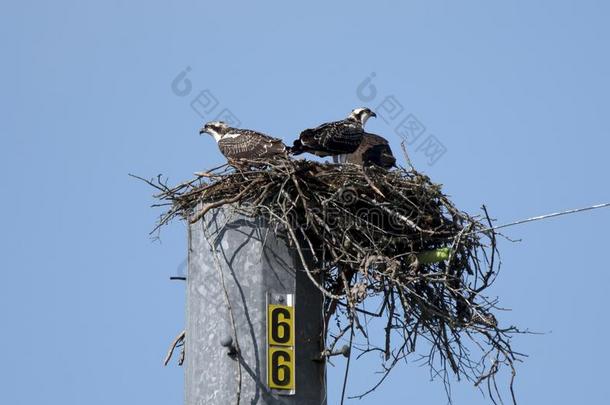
[291,107,377,163]
[199,121,288,163]
[346,133,396,169]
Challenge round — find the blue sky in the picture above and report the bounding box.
[1,1,609,404]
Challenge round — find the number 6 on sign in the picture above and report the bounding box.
[268,347,295,390]
[267,296,296,394]
[268,305,294,346]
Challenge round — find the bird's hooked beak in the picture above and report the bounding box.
[369,111,377,118]
[199,126,207,135]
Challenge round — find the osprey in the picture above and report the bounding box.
[291,107,377,163]
[346,133,396,169]
[199,121,288,163]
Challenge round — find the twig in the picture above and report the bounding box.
[400,141,415,170]
[189,182,258,224]
[163,330,185,366]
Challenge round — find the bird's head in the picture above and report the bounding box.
[349,107,377,126]
[199,121,230,141]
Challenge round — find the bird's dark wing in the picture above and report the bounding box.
[346,133,396,168]
[218,129,286,160]
[297,119,363,156]
[363,144,396,168]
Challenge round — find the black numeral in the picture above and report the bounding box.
[271,350,292,386]
[271,307,291,344]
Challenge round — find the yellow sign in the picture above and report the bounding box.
[267,300,295,392]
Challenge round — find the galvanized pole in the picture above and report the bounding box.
[185,208,326,404]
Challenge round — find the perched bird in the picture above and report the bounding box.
[199,121,288,163]
[346,133,396,169]
[291,107,377,163]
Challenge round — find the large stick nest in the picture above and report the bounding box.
[145,157,522,403]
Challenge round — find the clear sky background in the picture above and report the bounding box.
[2,1,609,404]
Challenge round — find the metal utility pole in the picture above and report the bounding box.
[185,209,326,404]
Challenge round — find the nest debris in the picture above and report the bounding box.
[143,157,524,403]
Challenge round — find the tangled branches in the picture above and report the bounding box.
[142,157,524,403]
